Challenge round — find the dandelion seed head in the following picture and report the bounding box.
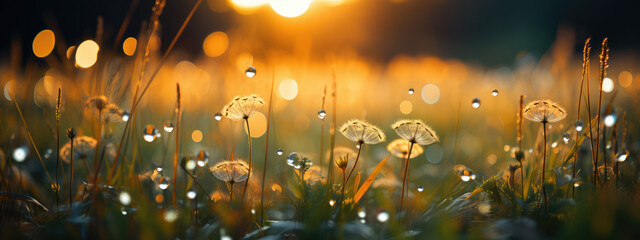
[339,119,386,144]
[60,136,99,163]
[386,138,424,159]
[210,160,250,183]
[391,119,438,145]
[523,100,567,123]
[221,95,264,121]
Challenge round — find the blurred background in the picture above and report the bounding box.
[1,0,639,192]
[2,0,640,66]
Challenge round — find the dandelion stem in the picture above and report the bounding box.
[69,140,74,212]
[400,141,415,212]
[542,121,549,212]
[344,142,363,189]
[229,182,234,204]
[241,117,252,200]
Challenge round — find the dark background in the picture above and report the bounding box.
[1,0,639,67]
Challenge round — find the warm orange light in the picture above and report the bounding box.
[123,37,137,56]
[619,71,633,88]
[278,78,298,100]
[229,0,267,14]
[75,40,100,68]
[192,130,203,142]
[235,52,254,71]
[244,111,267,138]
[66,46,76,59]
[270,0,311,17]
[399,100,412,114]
[203,31,229,57]
[33,29,55,58]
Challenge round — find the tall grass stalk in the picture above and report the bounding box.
[594,38,609,186]
[173,83,182,208]
[319,84,327,175]
[55,88,61,210]
[259,69,276,225]
[517,95,525,199]
[572,38,590,197]
[9,92,53,185]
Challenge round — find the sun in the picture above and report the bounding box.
[270,0,312,18]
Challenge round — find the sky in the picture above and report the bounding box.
[2,0,639,67]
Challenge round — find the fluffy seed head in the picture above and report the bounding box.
[391,120,438,145]
[523,100,567,123]
[339,119,386,144]
[210,160,250,183]
[221,95,264,121]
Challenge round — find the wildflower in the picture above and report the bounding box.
[60,136,96,163]
[85,95,108,112]
[335,154,349,171]
[523,100,567,123]
[523,99,566,211]
[386,139,424,159]
[391,119,437,211]
[60,136,116,163]
[221,95,264,120]
[391,120,438,145]
[339,119,386,145]
[210,160,250,183]
[100,103,126,122]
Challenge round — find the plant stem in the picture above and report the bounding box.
[400,141,415,212]
[542,121,549,212]
[69,140,74,212]
[344,142,363,188]
[229,182,234,204]
[242,117,252,200]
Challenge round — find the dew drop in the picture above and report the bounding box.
[277,148,284,156]
[156,167,163,172]
[357,209,366,218]
[329,200,336,207]
[552,142,558,148]
[245,66,256,78]
[616,150,629,162]
[417,185,424,192]
[491,89,499,96]
[604,114,617,127]
[251,208,256,214]
[196,150,209,167]
[287,158,295,166]
[317,110,327,119]
[143,125,158,142]
[471,97,481,108]
[13,146,28,162]
[44,148,53,159]
[214,112,222,121]
[159,177,170,190]
[377,211,389,223]
[562,133,570,144]
[163,121,174,133]
[119,192,131,205]
[122,110,130,122]
[408,88,415,95]
[186,190,196,199]
[575,120,583,132]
